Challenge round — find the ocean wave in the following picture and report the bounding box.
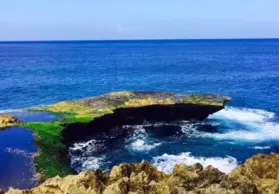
[69,139,106,172]
[129,139,161,152]
[152,152,237,174]
[0,103,49,114]
[208,107,275,124]
[181,107,279,142]
[0,108,27,113]
[124,125,161,151]
[251,146,271,150]
[70,155,105,173]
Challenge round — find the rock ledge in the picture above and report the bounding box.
[0,114,20,129]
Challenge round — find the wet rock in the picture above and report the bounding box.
[0,114,20,129]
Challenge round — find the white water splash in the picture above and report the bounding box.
[0,108,27,113]
[182,107,279,142]
[252,146,271,150]
[130,139,161,152]
[152,152,237,174]
[69,139,105,172]
[208,107,275,124]
[124,125,162,152]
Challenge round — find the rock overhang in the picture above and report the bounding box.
[36,91,230,144]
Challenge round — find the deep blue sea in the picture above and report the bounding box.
[1,39,279,190]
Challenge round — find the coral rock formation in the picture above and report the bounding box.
[9,153,279,194]
[0,114,20,129]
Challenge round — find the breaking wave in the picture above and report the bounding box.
[208,107,275,123]
[68,106,278,174]
[182,107,279,142]
[125,125,162,152]
[69,140,105,172]
[251,146,271,150]
[0,108,26,113]
[152,152,237,174]
[129,139,161,152]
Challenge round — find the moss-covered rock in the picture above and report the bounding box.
[9,153,279,194]
[0,114,20,129]
[32,91,231,118]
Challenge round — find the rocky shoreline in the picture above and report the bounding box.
[0,115,20,129]
[1,91,246,193]
[5,153,279,194]
[16,91,230,180]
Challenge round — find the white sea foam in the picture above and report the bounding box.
[182,107,279,142]
[252,146,271,150]
[70,139,97,151]
[79,156,104,171]
[0,108,27,113]
[130,139,161,152]
[152,152,237,174]
[70,155,104,172]
[205,124,279,141]
[0,103,50,114]
[4,147,33,158]
[208,107,275,124]
[69,139,105,172]
[124,125,162,151]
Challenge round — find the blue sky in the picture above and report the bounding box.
[1,0,279,40]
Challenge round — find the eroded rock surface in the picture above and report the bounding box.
[0,114,20,129]
[229,153,279,194]
[8,153,279,194]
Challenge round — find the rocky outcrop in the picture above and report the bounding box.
[0,114,20,129]
[8,153,279,194]
[229,153,279,194]
[38,91,230,144]
[21,91,231,181]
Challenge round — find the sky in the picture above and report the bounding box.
[1,0,279,41]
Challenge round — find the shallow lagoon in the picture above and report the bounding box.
[0,111,59,191]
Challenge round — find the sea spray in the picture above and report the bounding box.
[152,152,238,174]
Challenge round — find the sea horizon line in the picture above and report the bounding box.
[0,37,279,44]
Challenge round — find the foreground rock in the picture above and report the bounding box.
[229,153,279,194]
[8,153,279,194]
[0,114,20,129]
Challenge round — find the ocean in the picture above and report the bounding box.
[1,39,279,190]
[1,39,279,112]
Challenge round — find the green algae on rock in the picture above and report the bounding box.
[0,114,20,129]
[10,153,279,194]
[33,91,231,118]
[24,91,231,181]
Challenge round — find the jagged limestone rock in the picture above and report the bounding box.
[0,114,20,129]
[229,153,279,194]
[9,154,279,194]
